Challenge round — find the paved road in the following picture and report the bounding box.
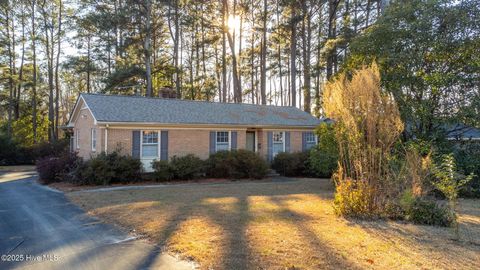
[0,171,194,270]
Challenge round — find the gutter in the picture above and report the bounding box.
[95,121,321,130]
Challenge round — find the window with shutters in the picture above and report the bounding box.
[305,132,317,150]
[141,131,159,157]
[216,131,230,151]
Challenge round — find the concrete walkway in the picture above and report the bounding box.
[0,171,195,270]
[70,177,298,194]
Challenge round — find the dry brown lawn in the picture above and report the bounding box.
[67,178,480,270]
[0,165,36,172]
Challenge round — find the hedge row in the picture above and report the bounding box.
[36,152,142,185]
[152,150,268,181]
[37,149,268,185]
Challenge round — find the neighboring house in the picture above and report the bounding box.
[444,124,480,141]
[67,94,323,171]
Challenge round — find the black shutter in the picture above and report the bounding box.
[285,132,291,153]
[267,131,273,162]
[231,131,237,150]
[209,131,216,154]
[132,130,141,159]
[161,131,168,160]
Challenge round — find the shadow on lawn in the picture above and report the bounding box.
[344,208,480,269]
[71,179,480,269]
[73,179,366,269]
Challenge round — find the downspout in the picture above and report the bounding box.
[104,124,109,153]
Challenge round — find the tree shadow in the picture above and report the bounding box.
[350,217,480,269]
[267,196,361,269]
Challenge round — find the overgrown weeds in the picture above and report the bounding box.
[324,64,468,230]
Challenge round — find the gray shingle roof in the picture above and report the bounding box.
[80,94,323,127]
[445,124,480,139]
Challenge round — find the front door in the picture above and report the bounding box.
[246,131,255,152]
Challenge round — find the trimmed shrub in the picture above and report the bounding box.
[71,152,142,185]
[206,150,268,179]
[170,154,205,180]
[36,152,79,184]
[206,151,235,178]
[400,190,454,226]
[271,152,309,177]
[108,152,143,182]
[231,149,268,179]
[151,160,174,181]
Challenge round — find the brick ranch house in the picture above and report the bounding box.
[67,93,324,171]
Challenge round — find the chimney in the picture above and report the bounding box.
[158,87,177,99]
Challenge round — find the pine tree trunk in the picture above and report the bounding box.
[276,1,283,106]
[221,0,227,103]
[260,0,267,105]
[174,0,181,98]
[6,5,14,136]
[31,0,37,143]
[290,3,298,107]
[326,0,338,80]
[201,2,208,100]
[302,0,311,113]
[40,0,55,142]
[238,5,243,97]
[16,4,26,120]
[54,0,62,139]
[224,0,242,103]
[144,0,153,97]
[87,36,91,93]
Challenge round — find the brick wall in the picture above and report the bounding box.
[169,129,246,159]
[290,131,303,152]
[168,129,211,159]
[91,127,312,161]
[106,129,132,156]
[73,107,101,159]
[236,130,246,150]
[257,130,267,159]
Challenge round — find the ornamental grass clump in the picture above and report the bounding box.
[324,63,404,218]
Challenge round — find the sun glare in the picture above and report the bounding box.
[227,15,241,33]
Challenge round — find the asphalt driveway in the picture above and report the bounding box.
[0,171,194,270]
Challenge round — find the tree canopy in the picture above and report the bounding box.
[346,0,480,140]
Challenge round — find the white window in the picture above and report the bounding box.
[141,131,159,157]
[91,128,97,151]
[216,131,230,151]
[305,132,317,150]
[76,129,80,149]
[272,131,285,157]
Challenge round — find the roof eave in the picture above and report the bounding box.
[68,95,99,126]
[96,121,320,129]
